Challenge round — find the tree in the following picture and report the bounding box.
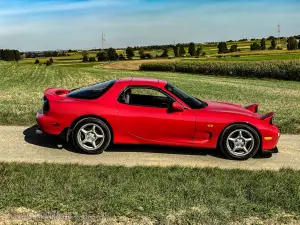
[97,51,109,61]
[188,42,196,56]
[82,50,89,62]
[173,45,179,57]
[196,46,203,56]
[230,44,238,52]
[107,48,118,60]
[160,48,168,58]
[299,38,300,49]
[119,53,125,60]
[269,38,276,50]
[13,50,21,62]
[217,42,229,54]
[139,48,145,59]
[250,42,260,51]
[179,45,186,57]
[34,59,40,64]
[287,37,298,50]
[126,47,135,59]
[260,38,266,50]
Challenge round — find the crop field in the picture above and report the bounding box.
[0,61,300,134]
[140,60,300,81]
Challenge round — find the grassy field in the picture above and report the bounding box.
[0,61,300,134]
[0,162,300,224]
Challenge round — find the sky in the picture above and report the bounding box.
[0,0,299,51]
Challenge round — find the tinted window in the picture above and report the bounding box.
[67,80,115,100]
[165,83,207,109]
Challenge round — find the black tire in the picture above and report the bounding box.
[219,124,261,160]
[72,117,112,154]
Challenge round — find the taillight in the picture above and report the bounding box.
[43,96,50,112]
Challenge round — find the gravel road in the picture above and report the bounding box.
[0,126,299,170]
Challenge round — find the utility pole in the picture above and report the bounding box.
[101,33,106,50]
[277,22,281,47]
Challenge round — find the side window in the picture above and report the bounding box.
[119,86,173,108]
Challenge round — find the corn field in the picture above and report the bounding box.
[140,60,300,81]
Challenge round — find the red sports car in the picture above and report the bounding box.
[36,77,280,160]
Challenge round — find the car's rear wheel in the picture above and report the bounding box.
[72,118,111,154]
[219,124,260,160]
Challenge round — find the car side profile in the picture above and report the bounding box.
[36,77,280,160]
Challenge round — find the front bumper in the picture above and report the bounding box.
[263,146,279,154]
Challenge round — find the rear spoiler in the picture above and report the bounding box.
[245,104,259,113]
[44,88,69,100]
[259,112,274,124]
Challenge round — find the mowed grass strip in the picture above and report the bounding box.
[0,162,300,224]
[0,61,300,133]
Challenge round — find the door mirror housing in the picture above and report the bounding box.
[171,102,184,112]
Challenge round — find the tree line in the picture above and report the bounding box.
[218,36,300,53]
[24,51,69,58]
[0,49,21,61]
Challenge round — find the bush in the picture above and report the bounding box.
[89,57,96,62]
[49,58,53,64]
[250,42,260,51]
[45,60,52,66]
[140,60,300,81]
[119,54,125,60]
[34,59,40,64]
[145,53,154,59]
[97,51,109,61]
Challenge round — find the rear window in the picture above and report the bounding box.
[67,80,115,100]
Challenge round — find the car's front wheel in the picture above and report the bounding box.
[219,124,260,160]
[72,118,112,154]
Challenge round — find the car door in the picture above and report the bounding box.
[116,86,195,144]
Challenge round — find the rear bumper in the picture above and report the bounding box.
[36,111,65,135]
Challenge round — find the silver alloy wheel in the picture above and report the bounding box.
[77,123,105,151]
[226,129,255,157]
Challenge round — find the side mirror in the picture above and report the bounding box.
[171,102,184,112]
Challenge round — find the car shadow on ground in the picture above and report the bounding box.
[23,125,272,160]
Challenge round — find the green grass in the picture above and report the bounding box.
[0,162,300,224]
[1,61,300,133]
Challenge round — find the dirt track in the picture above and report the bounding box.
[103,59,176,70]
[0,126,299,170]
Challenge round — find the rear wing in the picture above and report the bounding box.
[44,88,69,100]
[259,112,274,124]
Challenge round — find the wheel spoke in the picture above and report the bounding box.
[228,138,236,142]
[243,146,249,153]
[91,125,96,133]
[81,129,88,134]
[239,130,243,138]
[95,134,104,139]
[82,139,88,144]
[244,138,252,143]
[91,141,96,149]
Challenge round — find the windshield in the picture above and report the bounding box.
[67,80,115,100]
[165,83,207,109]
